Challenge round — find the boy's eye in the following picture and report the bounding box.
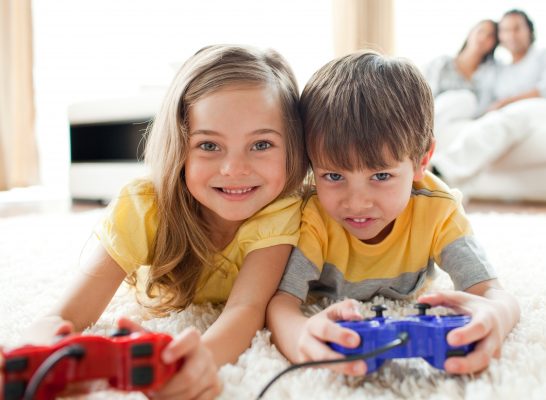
[324,173,343,181]
[199,142,219,151]
[252,141,272,151]
[372,172,391,181]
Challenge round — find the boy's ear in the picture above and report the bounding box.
[414,139,436,181]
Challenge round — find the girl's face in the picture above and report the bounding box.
[467,21,497,56]
[185,85,287,226]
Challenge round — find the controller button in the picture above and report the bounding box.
[111,328,132,337]
[131,365,154,386]
[414,303,432,315]
[4,380,26,400]
[371,304,387,318]
[446,349,467,357]
[131,343,154,358]
[5,357,28,372]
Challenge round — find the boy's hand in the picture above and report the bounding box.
[418,290,513,375]
[118,318,222,400]
[296,299,366,376]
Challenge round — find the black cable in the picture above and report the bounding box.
[256,332,409,399]
[23,344,86,400]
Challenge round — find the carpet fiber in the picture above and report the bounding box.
[1,210,545,399]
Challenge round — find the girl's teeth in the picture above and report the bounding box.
[352,218,368,223]
[222,187,253,194]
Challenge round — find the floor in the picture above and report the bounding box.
[464,199,546,214]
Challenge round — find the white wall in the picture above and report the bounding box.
[395,0,546,68]
[31,0,334,193]
[31,0,546,195]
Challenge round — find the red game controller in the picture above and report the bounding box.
[1,328,181,400]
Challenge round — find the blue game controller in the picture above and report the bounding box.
[329,303,476,373]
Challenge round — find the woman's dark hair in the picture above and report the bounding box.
[458,19,499,64]
[502,9,535,44]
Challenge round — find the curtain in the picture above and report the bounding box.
[0,0,38,190]
[332,0,395,57]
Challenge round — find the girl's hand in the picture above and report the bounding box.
[21,315,75,345]
[295,299,365,376]
[418,290,513,374]
[1,348,4,396]
[118,318,222,400]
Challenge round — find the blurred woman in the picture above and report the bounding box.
[426,20,499,119]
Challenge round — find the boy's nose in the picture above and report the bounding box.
[220,153,251,176]
[342,189,373,211]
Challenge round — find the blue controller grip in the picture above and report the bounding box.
[329,304,475,373]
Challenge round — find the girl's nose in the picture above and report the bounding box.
[220,152,251,176]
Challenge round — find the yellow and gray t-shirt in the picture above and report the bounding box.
[95,179,302,304]
[278,173,496,302]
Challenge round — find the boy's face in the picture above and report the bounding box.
[313,150,430,244]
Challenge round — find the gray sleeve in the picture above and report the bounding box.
[473,60,498,116]
[277,247,321,302]
[424,56,449,97]
[439,236,497,290]
[537,49,546,98]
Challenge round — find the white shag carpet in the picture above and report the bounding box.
[1,209,545,400]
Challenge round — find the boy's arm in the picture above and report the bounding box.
[266,291,311,361]
[266,291,366,376]
[201,244,292,367]
[418,278,520,374]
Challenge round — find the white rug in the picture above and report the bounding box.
[1,209,545,399]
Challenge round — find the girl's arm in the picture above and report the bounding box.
[201,244,292,366]
[23,242,126,344]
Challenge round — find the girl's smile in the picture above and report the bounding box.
[185,84,287,225]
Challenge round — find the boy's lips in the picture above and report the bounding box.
[344,216,376,228]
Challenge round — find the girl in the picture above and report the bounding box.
[25,44,307,399]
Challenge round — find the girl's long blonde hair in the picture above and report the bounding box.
[138,44,307,314]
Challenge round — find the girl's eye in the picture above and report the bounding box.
[199,142,219,151]
[324,173,343,182]
[373,172,391,181]
[252,141,272,151]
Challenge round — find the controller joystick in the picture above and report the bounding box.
[329,303,475,373]
[110,328,132,337]
[414,303,431,316]
[371,304,388,318]
[1,331,182,400]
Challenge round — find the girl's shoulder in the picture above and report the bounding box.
[236,195,303,243]
[107,178,158,219]
[118,178,156,197]
[253,195,302,218]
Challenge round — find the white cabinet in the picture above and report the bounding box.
[68,93,163,203]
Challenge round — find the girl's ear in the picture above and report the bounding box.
[414,139,436,181]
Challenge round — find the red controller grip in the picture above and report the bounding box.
[2,331,182,400]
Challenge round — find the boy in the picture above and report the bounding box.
[266,51,520,377]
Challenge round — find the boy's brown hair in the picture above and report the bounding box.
[300,51,434,170]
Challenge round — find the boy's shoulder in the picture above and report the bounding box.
[409,172,469,233]
[411,172,463,207]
